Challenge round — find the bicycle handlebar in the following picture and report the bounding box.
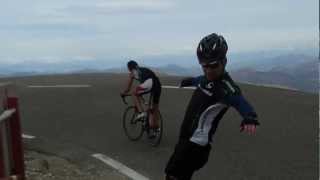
[120,94,130,105]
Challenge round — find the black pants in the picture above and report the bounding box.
[165,140,211,180]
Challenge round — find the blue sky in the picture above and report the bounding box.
[0,0,318,65]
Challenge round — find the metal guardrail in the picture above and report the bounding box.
[0,83,25,180]
[0,109,16,124]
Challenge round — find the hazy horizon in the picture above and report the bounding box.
[0,0,318,66]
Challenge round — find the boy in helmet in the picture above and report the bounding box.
[121,60,162,131]
[165,33,260,180]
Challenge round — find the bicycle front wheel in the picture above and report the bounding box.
[122,106,144,141]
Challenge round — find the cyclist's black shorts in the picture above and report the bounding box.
[165,140,211,180]
[136,78,161,105]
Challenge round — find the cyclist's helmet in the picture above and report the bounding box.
[197,33,228,65]
[127,60,138,71]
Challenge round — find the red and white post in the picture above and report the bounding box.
[0,83,25,180]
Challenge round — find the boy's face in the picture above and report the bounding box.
[128,67,135,73]
[129,68,139,79]
[201,62,224,81]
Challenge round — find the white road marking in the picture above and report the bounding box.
[28,85,91,88]
[92,153,150,180]
[162,85,196,90]
[22,134,36,139]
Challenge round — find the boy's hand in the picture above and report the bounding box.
[240,118,259,135]
[240,124,257,135]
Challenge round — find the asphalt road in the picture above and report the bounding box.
[3,73,318,180]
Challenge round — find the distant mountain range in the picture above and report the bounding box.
[229,55,318,93]
[142,54,319,93]
[0,51,318,93]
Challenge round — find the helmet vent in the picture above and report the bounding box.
[212,43,217,51]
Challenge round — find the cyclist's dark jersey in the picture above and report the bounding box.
[179,72,258,146]
[131,67,162,104]
[135,67,161,91]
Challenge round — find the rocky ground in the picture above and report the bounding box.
[24,150,128,180]
[19,134,131,180]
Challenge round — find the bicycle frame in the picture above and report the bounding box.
[121,93,153,111]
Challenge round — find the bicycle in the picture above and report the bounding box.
[121,93,163,147]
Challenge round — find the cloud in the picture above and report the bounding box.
[96,0,174,11]
[0,0,316,65]
[1,0,175,30]
[50,0,176,18]
[225,28,317,52]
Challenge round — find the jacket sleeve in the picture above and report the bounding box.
[220,74,259,126]
[225,94,258,124]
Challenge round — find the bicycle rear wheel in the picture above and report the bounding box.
[122,106,144,141]
[147,111,163,147]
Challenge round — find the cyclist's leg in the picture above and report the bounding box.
[149,84,161,129]
[149,103,159,129]
[165,140,211,180]
[165,170,193,180]
[165,174,192,180]
[165,142,193,180]
[133,86,145,112]
[133,79,153,113]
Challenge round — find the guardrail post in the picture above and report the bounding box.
[7,97,24,180]
[0,85,9,179]
[0,129,5,177]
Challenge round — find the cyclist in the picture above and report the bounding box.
[121,60,162,130]
[165,33,260,180]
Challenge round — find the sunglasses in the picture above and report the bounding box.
[201,62,220,69]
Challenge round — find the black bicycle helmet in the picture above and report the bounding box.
[197,33,228,65]
[127,60,138,70]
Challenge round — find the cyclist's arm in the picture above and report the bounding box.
[224,94,259,134]
[179,76,203,87]
[220,76,259,129]
[122,73,134,94]
[225,95,258,122]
